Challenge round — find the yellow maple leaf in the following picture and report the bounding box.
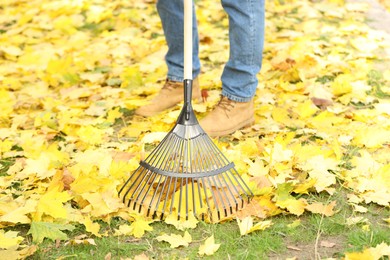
[53,16,77,34]
[80,191,122,217]
[237,138,260,157]
[106,107,123,124]
[294,99,319,119]
[292,177,316,194]
[46,56,74,75]
[271,107,291,125]
[165,213,198,231]
[34,190,72,221]
[130,216,153,238]
[21,155,55,180]
[198,235,220,256]
[299,155,338,193]
[276,198,307,216]
[0,89,15,119]
[142,132,168,144]
[237,217,273,236]
[245,158,269,177]
[0,139,13,155]
[109,159,138,179]
[344,242,390,260]
[86,5,112,24]
[114,224,133,236]
[0,230,24,249]
[0,245,37,260]
[331,74,353,96]
[156,231,192,248]
[83,216,101,237]
[0,199,37,225]
[350,36,379,53]
[77,125,105,145]
[353,127,390,148]
[265,142,293,165]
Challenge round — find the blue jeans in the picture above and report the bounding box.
[157,0,265,102]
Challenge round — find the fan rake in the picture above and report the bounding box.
[119,0,253,221]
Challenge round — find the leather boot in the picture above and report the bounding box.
[135,78,201,117]
[200,96,255,137]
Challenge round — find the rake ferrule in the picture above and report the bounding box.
[176,79,198,126]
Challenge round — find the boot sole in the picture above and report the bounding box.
[205,117,255,138]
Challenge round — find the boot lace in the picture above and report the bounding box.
[217,96,235,113]
[162,79,181,91]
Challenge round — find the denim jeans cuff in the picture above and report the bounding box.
[168,72,200,83]
[222,89,253,102]
[167,75,184,82]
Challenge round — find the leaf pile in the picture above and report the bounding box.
[0,0,390,258]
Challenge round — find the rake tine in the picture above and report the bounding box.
[118,167,138,197]
[221,171,240,213]
[143,173,163,217]
[133,170,155,212]
[123,167,147,206]
[160,175,174,220]
[143,130,172,163]
[200,177,213,221]
[196,138,226,217]
[151,132,175,168]
[193,137,205,219]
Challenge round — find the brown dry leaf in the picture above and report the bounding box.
[62,169,75,191]
[287,245,302,251]
[133,253,149,260]
[320,240,336,248]
[311,97,333,109]
[104,252,112,260]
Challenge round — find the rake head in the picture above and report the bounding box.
[119,80,253,221]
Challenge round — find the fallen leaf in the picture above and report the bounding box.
[165,213,198,231]
[130,217,153,238]
[344,242,390,260]
[156,231,192,248]
[28,222,75,243]
[305,201,337,217]
[320,240,336,248]
[0,230,24,249]
[237,217,273,236]
[287,245,302,251]
[104,252,112,260]
[133,253,149,260]
[198,235,220,256]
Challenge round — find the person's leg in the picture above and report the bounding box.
[157,0,201,81]
[135,0,201,117]
[221,0,265,102]
[200,0,265,137]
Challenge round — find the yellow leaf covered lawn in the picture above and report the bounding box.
[0,0,389,258]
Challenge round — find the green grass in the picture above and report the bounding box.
[26,196,389,260]
[0,158,15,176]
[29,220,286,260]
